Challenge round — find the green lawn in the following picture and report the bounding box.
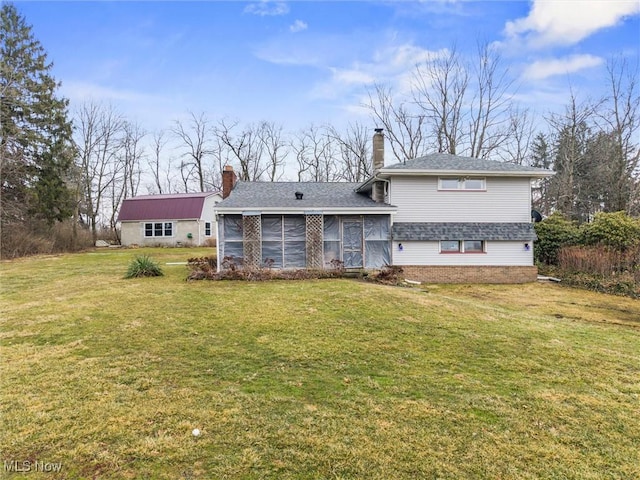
[1,248,639,479]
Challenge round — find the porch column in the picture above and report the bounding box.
[305,213,323,269]
[242,213,261,268]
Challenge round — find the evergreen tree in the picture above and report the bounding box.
[1,3,74,252]
[530,132,552,216]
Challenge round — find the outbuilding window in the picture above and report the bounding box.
[144,222,173,237]
[205,222,212,236]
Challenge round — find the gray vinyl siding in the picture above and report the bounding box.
[392,241,533,266]
[389,176,532,223]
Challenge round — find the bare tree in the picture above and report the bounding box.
[365,84,428,162]
[498,107,535,165]
[596,57,640,213]
[412,46,468,155]
[467,41,513,158]
[546,91,598,221]
[108,120,145,242]
[73,101,125,243]
[120,121,144,199]
[215,119,268,181]
[147,130,173,194]
[291,124,339,182]
[370,41,514,161]
[171,111,213,192]
[327,122,372,181]
[257,121,287,181]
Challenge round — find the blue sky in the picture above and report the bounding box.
[15,0,640,134]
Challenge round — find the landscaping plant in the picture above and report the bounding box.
[125,254,164,278]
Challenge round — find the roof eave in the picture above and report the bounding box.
[377,169,554,178]
[215,206,397,215]
[118,217,201,222]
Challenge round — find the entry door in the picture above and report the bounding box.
[342,220,363,268]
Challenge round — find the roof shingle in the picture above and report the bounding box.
[392,222,537,241]
[118,192,218,221]
[382,153,552,175]
[216,181,392,210]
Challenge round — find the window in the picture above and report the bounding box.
[144,222,173,238]
[222,215,243,258]
[260,215,306,268]
[205,222,212,236]
[439,178,460,190]
[438,177,486,190]
[440,240,485,253]
[463,240,484,252]
[440,240,461,252]
[464,178,485,190]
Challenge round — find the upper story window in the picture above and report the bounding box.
[438,177,486,191]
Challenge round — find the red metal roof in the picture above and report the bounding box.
[117,192,218,221]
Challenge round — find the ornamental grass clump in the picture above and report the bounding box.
[125,254,164,278]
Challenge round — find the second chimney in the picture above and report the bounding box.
[372,128,385,203]
[373,128,384,172]
[222,165,237,199]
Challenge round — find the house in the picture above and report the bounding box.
[118,192,222,247]
[214,130,553,283]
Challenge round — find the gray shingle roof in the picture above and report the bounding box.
[392,222,537,241]
[216,181,393,210]
[383,153,551,175]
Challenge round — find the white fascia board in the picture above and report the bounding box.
[378,169,554,178]
[215,206,397,215]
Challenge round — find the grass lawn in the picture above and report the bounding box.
[1,247,639,479]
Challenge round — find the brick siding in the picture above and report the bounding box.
[400,265,538,284]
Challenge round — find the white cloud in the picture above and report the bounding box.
[329,67,375,86]
[244,1,289,17]
[505,0,640,48]
[61,81,158,104]
[521,54,604,81]
[290,19,308,33]
[311,43,445,102]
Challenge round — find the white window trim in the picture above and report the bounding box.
[438,177,486,191]
[204,221,212,237]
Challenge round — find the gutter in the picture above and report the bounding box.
[214,206,398,215]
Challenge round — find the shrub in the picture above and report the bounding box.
[581,211,640,251]
[125,255,164,278]
[534,213,580,265]
[0,220,94,259]
[186,256,349,281]
[370,265,404,285]
[558,245,635,276]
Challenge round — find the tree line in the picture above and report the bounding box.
[1,3,638,257]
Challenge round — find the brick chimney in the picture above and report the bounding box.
[222,165,237,199]
[372,128,385,202]
[373,128,384,172]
